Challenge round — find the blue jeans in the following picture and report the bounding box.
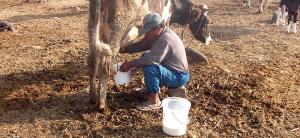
[143,64,189,93]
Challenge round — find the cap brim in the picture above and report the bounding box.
[138,27,151,35]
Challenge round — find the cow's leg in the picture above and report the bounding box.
[281,6,287,26]
[286,11,292,32]
[185,47,208,63]
[292,12,298,33]
[88,52,99,104]
[247,0,251,7]
[258,0,264,13]
[87,43,112,105]
[98,56,111,110]
[204,30,212,45]
[259,0,269,13]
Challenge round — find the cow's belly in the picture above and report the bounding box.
[122,0,171,47]
[147,0,171,22]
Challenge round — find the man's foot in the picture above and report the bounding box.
[166,86,187,98]
[135,88,148,101]
[136,101,162,111]
[135,87,166,100]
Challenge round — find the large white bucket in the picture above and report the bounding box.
[113,63,132,85]
[162,97,191,136]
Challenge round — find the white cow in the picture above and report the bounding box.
[88,0,210,110]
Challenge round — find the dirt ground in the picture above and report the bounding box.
[0,0,299,137]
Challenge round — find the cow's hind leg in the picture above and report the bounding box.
[88,53,99,103]
[258,0,264,13]
[259,0,269,13]
[88,53,99,104]
[97,56,111,110]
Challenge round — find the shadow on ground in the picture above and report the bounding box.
[211,25,261,41]
[0,61,141,125]
[5,10,87,23]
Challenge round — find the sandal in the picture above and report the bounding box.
[136,101,162,111]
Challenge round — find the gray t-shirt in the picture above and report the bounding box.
[121,28,188,72]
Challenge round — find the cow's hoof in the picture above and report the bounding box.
[89,98,97,104]
[98,107,111,113]
[98,104,107,112]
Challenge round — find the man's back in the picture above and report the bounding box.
[131,28,189,72]
[158,28,189,72]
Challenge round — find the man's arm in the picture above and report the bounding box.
[119,38,150,54]
[131,39,171,68]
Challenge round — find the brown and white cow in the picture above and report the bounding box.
[88,0,209,110]
[122,0,212,47]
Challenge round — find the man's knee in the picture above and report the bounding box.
[143,64,160,76]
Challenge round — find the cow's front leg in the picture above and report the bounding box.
[98,56,111,110]
[258,0,264,13]
[88,52,99,104]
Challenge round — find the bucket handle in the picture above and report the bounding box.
[172,111,190,125]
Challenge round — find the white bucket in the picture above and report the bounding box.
[113,63,132,85]
[162,97,191,136]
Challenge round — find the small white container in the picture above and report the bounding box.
[113,63,132,85]
[162,97,191,136]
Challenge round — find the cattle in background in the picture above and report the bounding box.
[243,0,251,7]
[88,0,210,110]
[242,0,268,11]
[278,1,288,26]
[284,0,300,33]
[271,5,287,26]
[242,0,282,13]
[259,0,270,13]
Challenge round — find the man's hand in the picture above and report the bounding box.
[120,61,133,72]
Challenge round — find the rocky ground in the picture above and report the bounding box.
[0,0,299,137]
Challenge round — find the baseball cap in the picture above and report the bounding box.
[139,12,164,34]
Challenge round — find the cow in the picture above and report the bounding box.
[121,0,212,47]
[88,0,210,110]
[284,0,300,33]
